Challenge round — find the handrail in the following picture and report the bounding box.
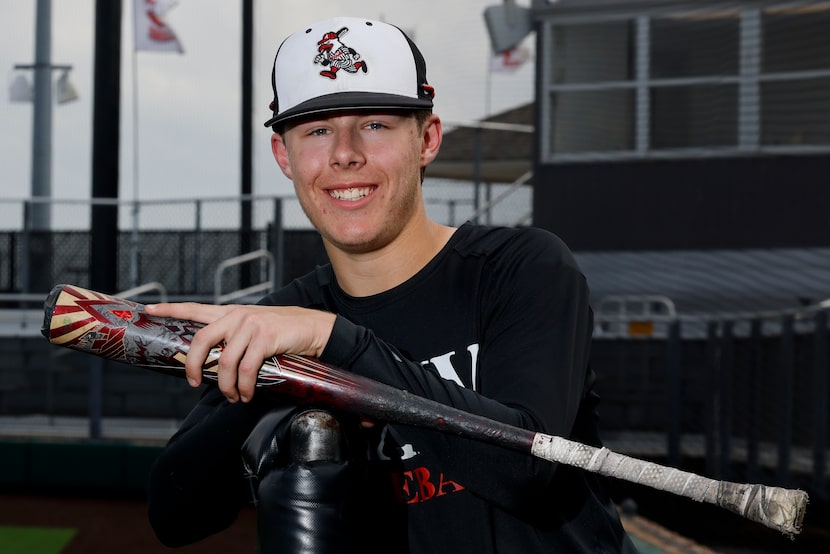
[0,283,168,338]
[597,294,677,318]
[0,293,50,303]
[468,170,533,222]
[594,295,830,339]
[595,295,830,324]
[214,249,275,305]
[116,281,168,302]
[0,283,168,305]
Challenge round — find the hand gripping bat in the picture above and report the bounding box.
[41,284,808,536]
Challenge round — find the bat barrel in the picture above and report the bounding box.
[41,283,67,339]
[41,284,538,454]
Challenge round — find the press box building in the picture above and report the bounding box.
[506,0,830,314]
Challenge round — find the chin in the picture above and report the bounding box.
[332,238,379,255]
[326,230,390,254]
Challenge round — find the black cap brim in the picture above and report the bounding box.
[264,92,433,129]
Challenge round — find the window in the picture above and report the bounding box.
[762,77,830,146]
[545,20,636,157]
[761,8,830,146]
[651,84,738,149]
[762,8,830,73]
[551,21,634,84]
[540,4,830,162]
[550,89,635,153]
[650,15,739,79]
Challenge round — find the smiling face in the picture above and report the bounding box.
[272,111,442,256]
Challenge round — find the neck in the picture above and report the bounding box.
[325,220,456,297]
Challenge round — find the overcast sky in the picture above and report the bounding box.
[1,0,534,219]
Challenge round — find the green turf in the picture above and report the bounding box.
[0,526,76,554]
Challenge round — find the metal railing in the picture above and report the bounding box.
[592,295,830,500]
[214,249,275,305]
[468,170,533,226]
[1,190,531,298]
[117,281,168,302]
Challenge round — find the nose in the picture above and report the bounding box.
[329,126,365,169]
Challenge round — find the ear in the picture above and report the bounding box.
[271,133,293,180]
[419,115,443,168]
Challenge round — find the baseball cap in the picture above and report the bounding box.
[264,17,435,130]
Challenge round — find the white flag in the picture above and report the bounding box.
[134,0,183,53]
[490,46,531,74]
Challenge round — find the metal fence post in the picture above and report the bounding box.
[129,199,140,289]
[813,310,828,497]
[7,232,17,293]
[20,201,31,295]
[776,314,795,483]
[271,197,284,289]
[89,357,103,439]
[719,320,734,478]
[666,319,682,466]
[193,199,202,294]
[748,318,763,482]
[704,320,720,477]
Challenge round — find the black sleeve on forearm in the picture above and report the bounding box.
[146,386,276,547]
[319,238,594,515]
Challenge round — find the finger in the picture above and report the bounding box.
[214,325,254,403]
[216,360,240,404]
[186,322,230,389]
[145,302,233,324]
[236,340,271,403]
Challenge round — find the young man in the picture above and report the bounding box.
[146,17,637,553]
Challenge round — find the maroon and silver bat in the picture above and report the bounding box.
[42,284,808,536]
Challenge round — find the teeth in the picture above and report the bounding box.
[329,187,373,201]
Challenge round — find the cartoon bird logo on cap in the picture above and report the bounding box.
[313,27,368,79]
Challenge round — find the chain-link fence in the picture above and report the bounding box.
[0,184,531,301]
[0,196,292,300]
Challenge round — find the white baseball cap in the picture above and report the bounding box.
[264,17,436,130]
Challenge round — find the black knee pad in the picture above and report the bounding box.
[242,409,356,554]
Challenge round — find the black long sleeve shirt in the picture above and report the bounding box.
[147,224,637,553]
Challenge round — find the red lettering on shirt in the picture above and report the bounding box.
[396,466,465,504]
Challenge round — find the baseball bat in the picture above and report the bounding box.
[42,284,808,536]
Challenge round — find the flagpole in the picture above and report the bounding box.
[125,0,182,287]
[485,48,493,117]
[130,37,140,288]
[127,0,185,288]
